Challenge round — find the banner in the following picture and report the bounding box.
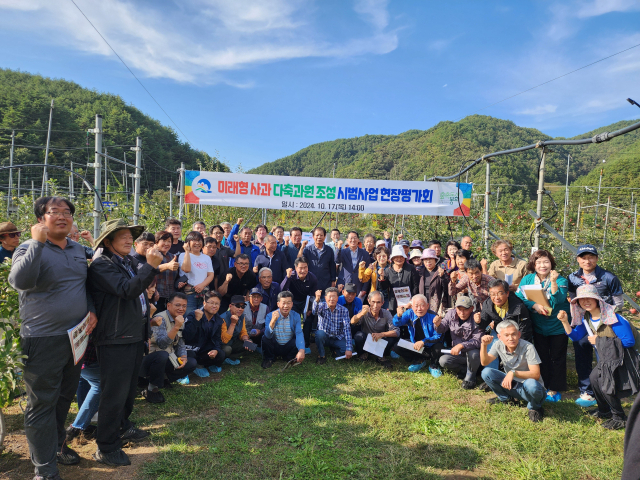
[184,171,471,216]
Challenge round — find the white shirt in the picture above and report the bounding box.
[178,252,213,287]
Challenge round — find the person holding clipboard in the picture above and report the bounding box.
[516,250,571,403]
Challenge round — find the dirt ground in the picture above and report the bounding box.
[1,406,158,480]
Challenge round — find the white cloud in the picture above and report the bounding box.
[517,104,558,115]
[576,0,640,18]
[0,0,398,83]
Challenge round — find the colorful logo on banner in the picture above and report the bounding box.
[453,182,472,216]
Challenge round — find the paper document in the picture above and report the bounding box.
[363,334,388,357]
[519,285,551,313]
[505,274,513,286]
[441,349,452,354]
[67,313,91,365]
[301,232,314,242]
[393,286,412,307]
[335,352,357,360]
[303,295,312,319]
[397,338,424,354]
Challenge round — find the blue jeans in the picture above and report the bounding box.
[481,367,546,410]
[185,293,200,316]
[72,363,101,430]
[485,330,500,371]
[315,330,348,358]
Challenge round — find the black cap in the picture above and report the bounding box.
[249,287,262,296]
[230,295,246,305]
[399,239,410,247]
[344,283,357,293]
[576,244,598,257]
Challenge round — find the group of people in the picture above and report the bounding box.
[5,196,640,480]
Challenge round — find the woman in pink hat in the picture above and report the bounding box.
[557,284,640,430]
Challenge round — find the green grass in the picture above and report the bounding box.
[127,353,627,480]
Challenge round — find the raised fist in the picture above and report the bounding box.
[226,273,233,283]
[31,223,49,244]
[146,247,163,268]
[286,268,293,278]
[474,312,482,324]
[233,234,239,242]
[481,335,493,346]
[557,310,569,323]
[174,315,185,328]
[237,218,244,225]
[315,290,322,302]
[302,240,309,248]
[194,309,204,321]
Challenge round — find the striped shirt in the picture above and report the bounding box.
[274,315,294,345]
[312,300,352,348]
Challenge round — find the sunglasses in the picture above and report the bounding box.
[4,232,21,238]
[232,303,246,309]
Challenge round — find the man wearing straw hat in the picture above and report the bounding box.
[88,218,163,467]
[0,220,22,263]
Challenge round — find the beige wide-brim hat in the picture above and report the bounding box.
[0,221,22,236]
[94,218,145,248]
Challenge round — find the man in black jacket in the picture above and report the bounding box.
[88,219,162,467]
[476,278,533,342]
[183,291,226,378]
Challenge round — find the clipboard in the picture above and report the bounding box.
[520,285,551,314]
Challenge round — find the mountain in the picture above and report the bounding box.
[249,115,640,202]
[0,69,229,194]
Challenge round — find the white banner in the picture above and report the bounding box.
[185,171,472,216]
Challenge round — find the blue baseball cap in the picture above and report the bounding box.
[576,244,598,257]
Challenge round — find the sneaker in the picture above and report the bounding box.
[359,352,369,362]
[224,358,240,366]
[57,444,80,465]
[33,474,63,480]
[528,408,544,423]
[194,367,210,378]
[545,391,561,403]
[461,380,476,390]
[177,375,190,385]
[429,366,443,378]
[486,396,508,405]
[390,350,400,359]
[316,356,327,365]
[261,359,273,369]
[376,358,393,369]
[408,361,427,373]
[304,347,312,355]
[602,418,626,430]
[119,426,150,443]
[65,425,82,443]
[143,388,165,404]
[208,365,222,373]
[477,382,492,392]
[575,393,597,408]
[94,448,131,467]
[588,408,612,419]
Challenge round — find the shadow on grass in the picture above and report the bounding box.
[134,354,485,480]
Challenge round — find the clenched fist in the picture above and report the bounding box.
[194,309,204,321]
[146,247,164,268]
[31,223,49,244]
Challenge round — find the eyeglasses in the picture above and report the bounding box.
[232,303,246,309]
[5,232,21,238]
[46,211,73,218]
[205,301,219,306]
[236,262,249,267]
[171,303,188,309]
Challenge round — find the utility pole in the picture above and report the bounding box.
[89,115,103,239]
[17,169,21,198]
[595,167,603,226]
[132,137,142,224]
[178,162,185,222]
[603,197,611,248]
[42,99,54,195]
[484,158,491,251]
[104,146,109,199]
[168,181,173,217]
[8,130,15,216]
[533,148,546,250]
[634,203,637,242]
[69,161,74,199]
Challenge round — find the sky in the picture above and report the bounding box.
[0,0,639,171]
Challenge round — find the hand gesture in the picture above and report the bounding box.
[338,284,344,293]
[396,305,406,317]
[557,310,569,323]
[302,240,309,248]
[359,261,366,269]
[285,236,290,246]
[315,290,322,302]
[271,225,277,233]
[253,265,259,274]
[80,230,94,243]
[286,268,293,278]
[438,267,445,277]
[360,305,370,316]
[150,316,163,327]
[174,315,185,329]
[233,234,239,242]
[481,334,493,346]
[378,268,385,281]
[31,223,49,243]
[450,344,463,356]
[230,314,239,324]
[480,258,488,269]
[433,315,442,328]
[270,310,280,329]
[194,309,204,321]
[473,312,482,324]
[383,231,390,239]
[183,242,191,253]
[237,218,244,225]
[146,247,164,268]
[549,270,559,282]
[225,273,233,283]
[168,256,179,271]
[397,233,403,242]
[336,240,343,249]
[450,271,459,283]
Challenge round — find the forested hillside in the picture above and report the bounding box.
[250,115,640,202]
[0,69,228,193]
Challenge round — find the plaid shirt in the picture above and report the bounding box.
[156,252,177,298]
[449,273,493,306]
[312,300,352,348]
